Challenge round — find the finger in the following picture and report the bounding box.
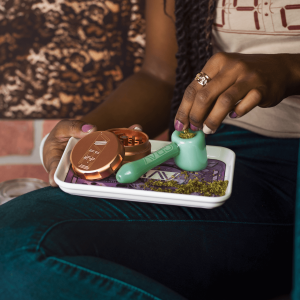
[174,64,220,131]
[129,124,143,131]
[174,81,202,131]
[53,119,97,141]
[49,161,60,187]
[44,120,97,175]
[202,81,250,134]
[188,69,238,131]
[175,75,220,132]
[46,149,65,186]
[229,88,263,119]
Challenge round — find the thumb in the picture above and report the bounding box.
[45,120,97,186]
[53,119,97,140]
[128,124,143,131]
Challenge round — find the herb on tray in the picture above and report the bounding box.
[143,173,228,197]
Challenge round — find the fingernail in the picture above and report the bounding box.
[203,124,214,135]
[190,124,200,131]
[133,126,142,131]
[229,111,238,119]
[82,124,94,133]
[175,120,184,131]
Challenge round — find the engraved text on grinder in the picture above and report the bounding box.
[78,133,110,170]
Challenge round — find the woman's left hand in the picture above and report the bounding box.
[174,52,300,134]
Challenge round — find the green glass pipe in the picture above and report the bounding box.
[116,129,207,184]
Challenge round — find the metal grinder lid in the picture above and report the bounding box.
[70,131,125,181]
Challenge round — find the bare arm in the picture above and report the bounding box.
[44,0,177,185]
[82,0,177,139]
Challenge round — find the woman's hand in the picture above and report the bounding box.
[43,120,97,187]
[43,120,143,187]
[174,52,299,134]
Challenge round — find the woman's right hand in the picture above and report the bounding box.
[43,120,97,187]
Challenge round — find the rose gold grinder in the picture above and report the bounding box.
[70,128,151,181]
[70,131,125,181]
[107,128,151,163]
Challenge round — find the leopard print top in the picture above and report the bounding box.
[0,0,146,119]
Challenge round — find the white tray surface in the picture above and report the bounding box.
[55,138,235,209]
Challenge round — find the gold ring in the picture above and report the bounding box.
[195,72,211,86]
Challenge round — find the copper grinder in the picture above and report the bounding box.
[70,128,151,181]
[107,128,151,163]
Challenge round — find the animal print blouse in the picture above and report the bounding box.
[0,0,146,119]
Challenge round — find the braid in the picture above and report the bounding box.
[167,0,217,135]
[170,0,193,119]
[205,0,217,61]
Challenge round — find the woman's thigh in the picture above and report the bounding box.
[0,125,298,300]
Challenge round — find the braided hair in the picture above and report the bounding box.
[165,0,217,134]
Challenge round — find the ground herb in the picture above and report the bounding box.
[143,176,228,197]
[179,129,196,139]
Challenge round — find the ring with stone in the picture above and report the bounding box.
[195,72,211,86]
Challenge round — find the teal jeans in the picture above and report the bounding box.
[292,140,300,300]
[0,125,299,300]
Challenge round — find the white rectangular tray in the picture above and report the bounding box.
[55,138,235,209]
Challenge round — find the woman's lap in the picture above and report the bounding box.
[0,125,298,300]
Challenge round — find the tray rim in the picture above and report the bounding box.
[54,138,236,208]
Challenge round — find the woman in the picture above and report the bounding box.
[1,0,300,299]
